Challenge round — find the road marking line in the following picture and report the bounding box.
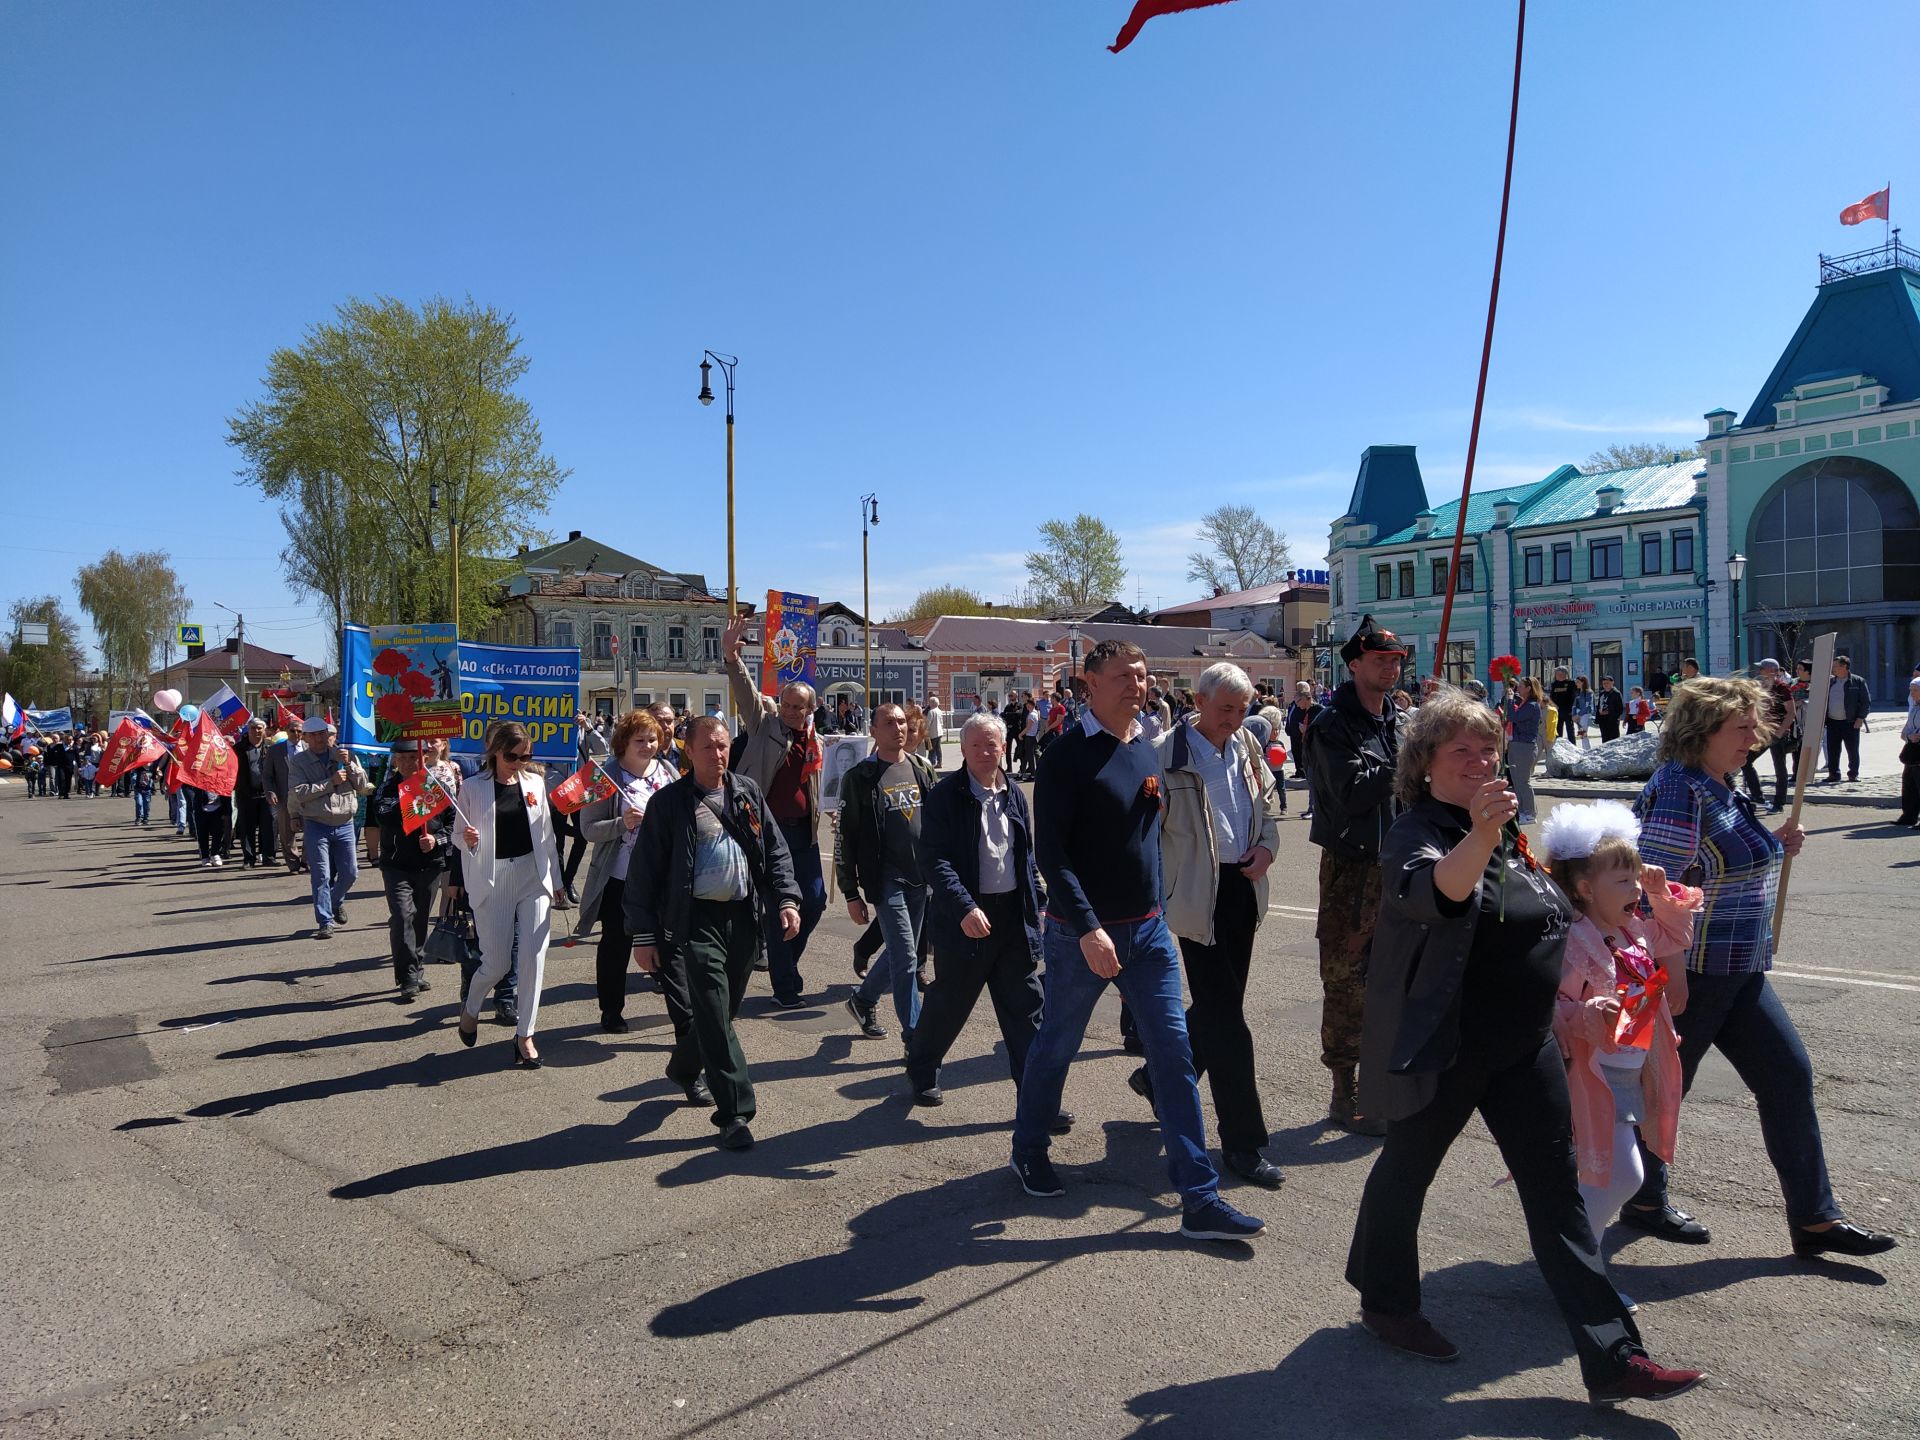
[1771,971,1920,993]
[1268,904,1319,919]
[1773,963,1919,983]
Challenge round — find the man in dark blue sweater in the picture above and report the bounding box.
[1010,639,1266,1242]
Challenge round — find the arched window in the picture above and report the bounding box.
[1746,456,1920,609]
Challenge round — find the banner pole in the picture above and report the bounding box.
[1771,632,1836,948]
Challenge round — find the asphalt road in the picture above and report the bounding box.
[2,785,1914,1439]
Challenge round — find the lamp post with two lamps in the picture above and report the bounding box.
[697,351,740,617]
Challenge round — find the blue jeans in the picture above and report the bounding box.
[766,818,826,1001]
[1629,969,1840,1228]
[133,790,150,824]
[304,820,358,928]
[1012,914,1219,1208]
[855,876,925,1037]
[169,788,188,830]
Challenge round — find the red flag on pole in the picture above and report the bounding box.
[1108,0,1238,52]
[549,762,617,816]
[94,717,168,789]
[397,768,453,834]
[1840,186,1890,226]
[178,710,240,796]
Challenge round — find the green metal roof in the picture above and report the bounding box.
[1512,459,1703,528]
[1361,459,1699,547]
[1369,476,1560,546]
[1740,263,1920,428]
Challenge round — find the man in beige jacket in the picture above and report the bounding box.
[288,715,373,940]
[1131,661,1286,1189]
[723,615,827,1006]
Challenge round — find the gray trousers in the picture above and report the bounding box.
[1508,741,1538,819]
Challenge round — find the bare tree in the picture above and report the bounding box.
[1581,441,1702,474]
[1186,504,1293,593]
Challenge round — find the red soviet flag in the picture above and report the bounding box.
[94,717,168,789]
[177,710,240,796]
[1840,186,1890,226]
[1109,0,1238,52]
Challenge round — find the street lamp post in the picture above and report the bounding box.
[1727,553,1748,673]
[860,493,879,715]
[697,352,740,617]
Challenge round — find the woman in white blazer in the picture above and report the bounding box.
[457,722,566,1066]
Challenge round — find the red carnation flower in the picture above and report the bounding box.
[374,693,416,724]
[398,669,436,698]
[372,648,410,677]
[1489,654,1523,685]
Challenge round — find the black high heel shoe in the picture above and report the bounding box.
[457,1012,478,1048]
[1792,1220,1898,1260]
[512,1036,542,1070]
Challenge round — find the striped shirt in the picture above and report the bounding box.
[1632,761,1783,976]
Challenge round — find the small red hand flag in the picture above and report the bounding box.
[1840,186,1890,226]
[550,762,617,816]
[1109,0,1238,53]
[178,710,240,797]
[398,768,453,834]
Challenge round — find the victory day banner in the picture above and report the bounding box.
[342,626,581,763]
[367,623,463,742]
[760,590,819,699]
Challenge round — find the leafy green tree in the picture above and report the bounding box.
[0,596,86,710]
[890,585,994,621]
[74,551,189,710]
[1581,441,1702,474]
[1186,504,1293,593]
[226,296,567,656]
[1025,514,1126,610]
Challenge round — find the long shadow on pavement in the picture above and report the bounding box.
[1123,1325,1681,1440]
[650,1146,1251,1341]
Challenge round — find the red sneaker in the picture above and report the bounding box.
[1589,1355,1707,1407]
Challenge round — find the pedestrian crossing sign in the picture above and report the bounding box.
[177,623,203,646]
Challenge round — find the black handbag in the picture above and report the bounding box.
[1900,740,1920,766]
[424,912,469,966]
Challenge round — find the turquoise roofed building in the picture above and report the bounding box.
[1327,451,1707,695]
[1329,239,1920,704]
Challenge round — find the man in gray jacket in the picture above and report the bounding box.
[289,715,372,940]
[262,727,304,873]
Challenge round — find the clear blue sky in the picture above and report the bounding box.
[3,0,1914,673]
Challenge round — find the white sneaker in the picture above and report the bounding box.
[211,855,224,868]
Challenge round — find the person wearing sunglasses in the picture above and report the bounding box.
[456,722,566,1068]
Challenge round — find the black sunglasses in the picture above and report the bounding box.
[504,749,533,762]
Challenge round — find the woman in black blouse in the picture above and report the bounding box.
[1345,688,1704,1408]
[457,722,565,1067]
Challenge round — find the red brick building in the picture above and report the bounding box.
[910,615,1307,712]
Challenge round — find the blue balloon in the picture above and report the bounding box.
[177,704,200,724]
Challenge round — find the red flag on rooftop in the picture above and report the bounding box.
[550,762,617,816]
[1840,186,1890,226]
[94,717,168,789]
[397,768,453,835]
[1108,0,1238,52]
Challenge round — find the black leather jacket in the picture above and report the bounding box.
[1305,681,1405,862]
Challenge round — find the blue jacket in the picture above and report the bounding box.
[916,766,1043,958]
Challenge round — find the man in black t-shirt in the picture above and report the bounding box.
[1547,667,1577,740]
[838,703,938,1042]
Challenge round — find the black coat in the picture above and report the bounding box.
[623,772,799,955]
[916,767,1043,957]
[371,768,454,872]
[1305,682,1406,862]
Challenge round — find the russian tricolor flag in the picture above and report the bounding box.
[204,683,252,738]
[2,692,22,741]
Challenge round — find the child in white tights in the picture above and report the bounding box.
[1543,801,1699,1309]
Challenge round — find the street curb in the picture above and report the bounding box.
[1533,779,1900,809]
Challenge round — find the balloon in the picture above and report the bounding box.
[1266,743,1288,769]
[24,744,40,757]
[178,704,200,724]
[0,758,12,771]
[154,688,182,712]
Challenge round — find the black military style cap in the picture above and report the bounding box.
[1340,614,1408,666]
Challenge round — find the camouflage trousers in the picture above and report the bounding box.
[1315,850,1381,1071]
